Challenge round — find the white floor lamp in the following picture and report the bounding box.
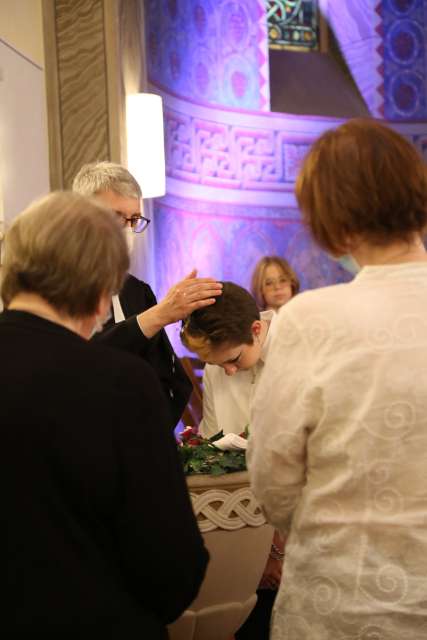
[126,92,166,286]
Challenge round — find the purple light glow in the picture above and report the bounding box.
[141,0,427,354]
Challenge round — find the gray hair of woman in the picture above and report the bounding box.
[1,191,129,317]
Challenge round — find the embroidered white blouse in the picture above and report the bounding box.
[198,310,276,438]
[247,263,427,640]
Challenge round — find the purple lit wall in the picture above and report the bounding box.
[322,0,427,120]
[143,0,427,353]
[319,0,385,117]
[156,95,352,292]
[382,0,427,120]
[145,0,270,110]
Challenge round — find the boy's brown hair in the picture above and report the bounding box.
[181,282,260,360]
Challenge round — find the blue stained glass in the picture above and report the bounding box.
[267,0,320,50]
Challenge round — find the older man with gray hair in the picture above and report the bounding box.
[73,161,222,429]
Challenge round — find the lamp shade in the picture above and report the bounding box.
[126,93,166,198]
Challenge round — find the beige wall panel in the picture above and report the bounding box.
[54,0,110,188]
[0,39,49,223]
[0,0,44,67]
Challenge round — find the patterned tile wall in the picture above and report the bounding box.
[145,0,270,110]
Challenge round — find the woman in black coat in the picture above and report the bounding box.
[1,192,208,637]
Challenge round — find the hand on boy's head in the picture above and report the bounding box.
[158,270,222,325]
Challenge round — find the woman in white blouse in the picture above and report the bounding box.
[247,118,427,640]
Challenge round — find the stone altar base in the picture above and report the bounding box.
[168,471,274,640]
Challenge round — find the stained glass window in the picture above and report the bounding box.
[267,0,320,51]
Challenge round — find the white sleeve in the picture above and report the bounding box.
[198,365,220,439]
[247,307,321,536]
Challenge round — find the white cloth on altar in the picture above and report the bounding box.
[213,432,248,450]
[247,262,427,640]
[198,310,276,439]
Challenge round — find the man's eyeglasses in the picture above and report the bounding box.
[114,211,151,233]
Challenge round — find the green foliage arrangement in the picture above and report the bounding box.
[178,428,247,476]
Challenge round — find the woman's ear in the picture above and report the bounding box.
[96,292,111,319]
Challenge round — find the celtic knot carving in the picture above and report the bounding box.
[190,487,267,532]
[165,107,312,190]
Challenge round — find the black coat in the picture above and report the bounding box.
[2,310,208,636]
[97,274,192,430]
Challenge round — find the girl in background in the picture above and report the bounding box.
[251,256,299,312]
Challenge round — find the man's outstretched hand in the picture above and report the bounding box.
[157,269,223,325]
[137,269,222,338]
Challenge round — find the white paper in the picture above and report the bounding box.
[213,433,248,451]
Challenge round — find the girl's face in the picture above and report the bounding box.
[261,264,293,311]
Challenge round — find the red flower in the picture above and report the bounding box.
[187,437,203,447]
[179,426,198,442]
